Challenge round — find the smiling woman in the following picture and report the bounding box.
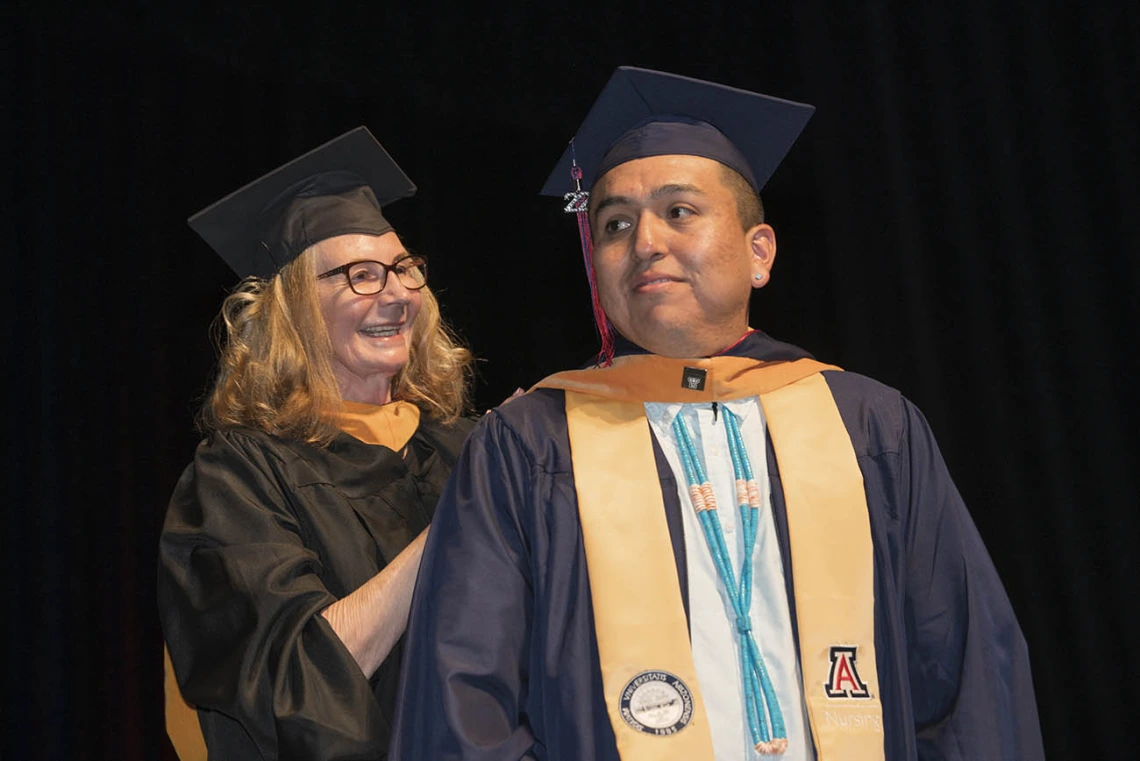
[205,233,467,446]
[314,233,426,407]
[158,128,475,761]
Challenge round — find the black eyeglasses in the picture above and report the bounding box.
[316,255,428,295]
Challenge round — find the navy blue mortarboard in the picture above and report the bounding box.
[540,66,814,196]
[189,126,416,279]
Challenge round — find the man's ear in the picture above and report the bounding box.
[749,224,777,288]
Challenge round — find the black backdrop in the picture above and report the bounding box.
[5,2,1137,759]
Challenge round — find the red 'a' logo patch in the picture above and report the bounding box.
[825,646,871,698]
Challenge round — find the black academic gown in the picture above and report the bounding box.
[158,416,473,760]
[391,332,1044,761]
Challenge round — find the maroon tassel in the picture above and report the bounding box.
[567,157,615,366]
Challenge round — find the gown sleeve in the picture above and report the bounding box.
[391,410,540,761]
[158,430,389,760]
[898,399,1045,760]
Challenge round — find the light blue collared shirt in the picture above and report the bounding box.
[645,397,816,761]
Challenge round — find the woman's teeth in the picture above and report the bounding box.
[361,325,401,337]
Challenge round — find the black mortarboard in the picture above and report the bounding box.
[540,66,814,196]
[189,126,416,279]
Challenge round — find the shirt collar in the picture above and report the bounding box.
[645,397,760,431]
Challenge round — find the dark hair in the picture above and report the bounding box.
[718,164,765,229]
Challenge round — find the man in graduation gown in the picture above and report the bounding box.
[391,67,1044,760]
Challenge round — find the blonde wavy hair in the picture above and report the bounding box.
[200,244,473,445]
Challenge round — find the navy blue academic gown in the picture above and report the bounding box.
[391,332,1044,760]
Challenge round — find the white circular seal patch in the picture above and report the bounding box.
[619,670,694,736]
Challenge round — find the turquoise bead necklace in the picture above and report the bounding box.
[672,405,788,755]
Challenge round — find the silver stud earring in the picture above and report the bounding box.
[754,273,764,281]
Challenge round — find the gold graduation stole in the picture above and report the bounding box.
[163,400,422,758]
[536,354,885,760]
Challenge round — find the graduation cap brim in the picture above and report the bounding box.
[540,66,815,197]
[189,126,416,278]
